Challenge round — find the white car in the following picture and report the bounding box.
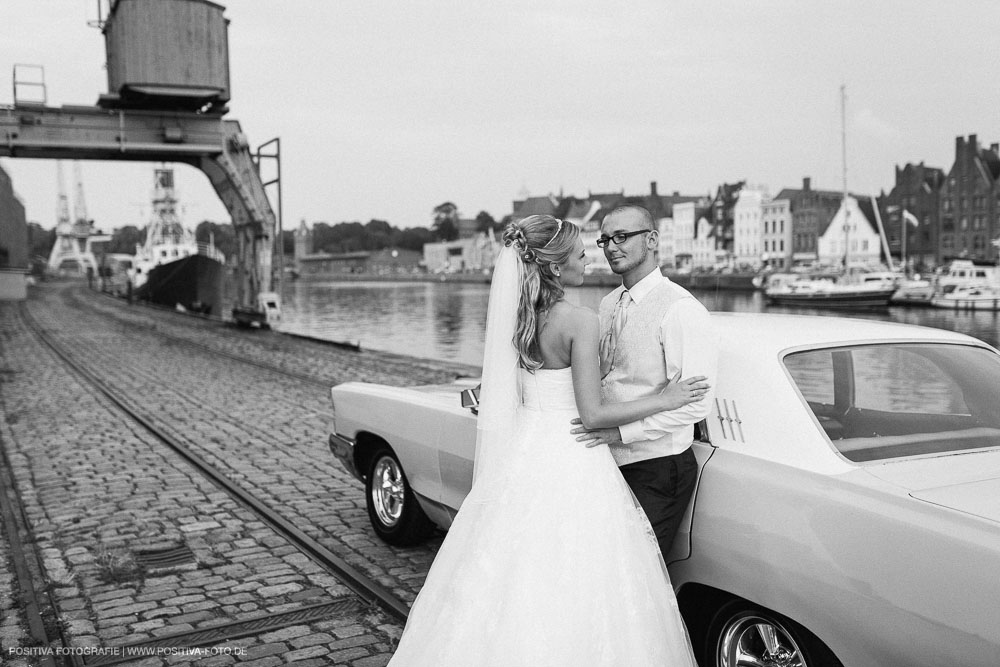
[328,314,1000,667]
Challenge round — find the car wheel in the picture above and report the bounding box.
[705,601,842,667]
[365,447,434,546]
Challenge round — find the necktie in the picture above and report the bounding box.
[600,290,631,377]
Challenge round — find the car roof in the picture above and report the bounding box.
[709,312,984,354]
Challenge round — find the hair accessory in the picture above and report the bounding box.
[542,219,564,248]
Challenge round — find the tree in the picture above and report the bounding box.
[475,210,496,234]
[365,219,392,250]
[194,220,237,260]
[281,229,295,256]
[105,225,145,254]
[393,226,434,252]
[432,202,459,241]
[26,223,55,259]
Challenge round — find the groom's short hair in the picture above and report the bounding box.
[607,205,654,231]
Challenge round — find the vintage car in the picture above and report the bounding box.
[328,314,1000,667]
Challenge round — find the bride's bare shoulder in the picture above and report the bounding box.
[548,301,597,329]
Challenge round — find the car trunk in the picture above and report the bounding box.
[863,450,1000,523]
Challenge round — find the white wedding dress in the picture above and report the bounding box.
[388,367,697,666]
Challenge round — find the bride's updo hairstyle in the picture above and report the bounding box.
[500,215,580,370]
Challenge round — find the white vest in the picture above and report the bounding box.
[599,282,694,466]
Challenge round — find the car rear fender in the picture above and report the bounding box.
[677,449,1000,667]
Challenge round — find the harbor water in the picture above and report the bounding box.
[277,279,1000,368]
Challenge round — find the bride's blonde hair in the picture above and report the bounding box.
[500,215,580,370]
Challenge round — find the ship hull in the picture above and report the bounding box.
[134,254,224,315]
[766,288,896,310]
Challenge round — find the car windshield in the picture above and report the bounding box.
[783,343,1000,462]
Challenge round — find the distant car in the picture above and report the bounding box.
[328,314,1000,667]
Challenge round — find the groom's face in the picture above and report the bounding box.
[601,210,652,276]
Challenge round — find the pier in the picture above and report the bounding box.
[0,281,478,665]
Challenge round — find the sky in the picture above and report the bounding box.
[2,1,1000,233]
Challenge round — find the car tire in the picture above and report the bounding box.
[704,600,843,667]
[365,447,435,546]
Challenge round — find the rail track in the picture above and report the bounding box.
[0,294,423,666]
[18,300,411,622]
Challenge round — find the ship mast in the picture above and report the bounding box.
[841,84,849,270]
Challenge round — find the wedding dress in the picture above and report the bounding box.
[387,367,697,666]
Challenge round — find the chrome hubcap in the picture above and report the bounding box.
[718,614,806,667]
[371,456,405,527]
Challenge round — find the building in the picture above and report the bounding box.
[733,186,768,269]
[938,134,1000,264]
[672,201,714,270]
[879,162,944,271]
[509,183,703,272]
[773,177,845,267]
[761,198,792,269]
[817,195,883,267]
[708,181,746,265]
[511,194,560,221]
[0,164,28,299]
[423,234,497,274]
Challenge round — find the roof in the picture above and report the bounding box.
[512,195,558,218]
[978,145,1000,181]
[709,312,984,355]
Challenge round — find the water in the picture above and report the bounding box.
[278,279,1000,368]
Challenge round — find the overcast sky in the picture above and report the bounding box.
[2,1,999,232]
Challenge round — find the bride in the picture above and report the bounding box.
[387,215,706,666]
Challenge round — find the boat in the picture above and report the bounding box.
[930,284,1000,311]
[893,260,999,307]
[764,86,897,311]
[889,277,934,305]
[131,167,226,314]
[765,273,897,309]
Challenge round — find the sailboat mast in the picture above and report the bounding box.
[841,84,849,269]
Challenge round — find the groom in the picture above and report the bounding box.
[572,205,717,558]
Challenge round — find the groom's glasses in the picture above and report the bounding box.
[596,230,651,247]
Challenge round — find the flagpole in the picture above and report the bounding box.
[902,209,907,273]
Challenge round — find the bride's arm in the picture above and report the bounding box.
[568,309,704,430]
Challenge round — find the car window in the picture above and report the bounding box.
[784,343,1000,462]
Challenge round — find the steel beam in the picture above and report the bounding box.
[0,103,276,310]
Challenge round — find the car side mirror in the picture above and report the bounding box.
[461,385,481,415]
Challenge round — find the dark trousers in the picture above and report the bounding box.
[619,447,698,557]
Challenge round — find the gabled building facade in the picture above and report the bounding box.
[817,195,883,267]
[708,181,745,263]
[938,134,1000,264]
[880,162,944,270]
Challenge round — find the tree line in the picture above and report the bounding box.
[26,203,501,263]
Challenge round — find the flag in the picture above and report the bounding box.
[902,210,920,227]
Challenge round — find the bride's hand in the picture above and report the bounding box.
[660,376,710,410]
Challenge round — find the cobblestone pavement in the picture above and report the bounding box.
[0,281,479,665]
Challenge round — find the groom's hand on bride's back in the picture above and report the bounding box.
[570,418,623,448]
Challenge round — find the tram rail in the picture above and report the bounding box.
[17,301,411,626]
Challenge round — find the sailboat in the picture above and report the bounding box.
[131,167,226,314]
[765,86,896,310]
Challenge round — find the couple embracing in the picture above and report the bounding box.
[389,206,718,665]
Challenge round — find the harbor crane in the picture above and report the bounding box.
[0,0,281,326]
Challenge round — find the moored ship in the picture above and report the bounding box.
[132,168,226,314]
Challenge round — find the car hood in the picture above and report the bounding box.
[864,450,1000,523]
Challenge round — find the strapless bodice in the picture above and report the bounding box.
[520,367,577,411]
